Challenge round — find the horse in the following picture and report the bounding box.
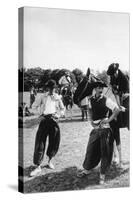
[107,63,129,166]
[60,85,74,119]
[73,74,100,105]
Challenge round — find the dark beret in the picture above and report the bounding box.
[93,81,107,88]
[107,63,119,76]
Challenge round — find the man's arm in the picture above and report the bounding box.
[107,107,120,123]
[32,95,44,115]
[100,98,120,125]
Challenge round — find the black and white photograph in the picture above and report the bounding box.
[18,6,130,193]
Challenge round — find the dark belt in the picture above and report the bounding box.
[43,114,55,118]
[40,114,59,122]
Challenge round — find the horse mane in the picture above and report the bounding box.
[73,75,97,105]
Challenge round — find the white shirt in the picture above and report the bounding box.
[33,92,65,116]
[106,97,119,111]
[81,97,89,106]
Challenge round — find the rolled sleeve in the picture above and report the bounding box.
[106,98,118,111]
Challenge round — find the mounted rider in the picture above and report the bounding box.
[58,71,72,92]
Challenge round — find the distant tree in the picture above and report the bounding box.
[23,67,83,92]
[39,69,52,90]
[24,67,45,91]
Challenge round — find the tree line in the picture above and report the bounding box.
[19,67,84,92]
[18,67,129,92]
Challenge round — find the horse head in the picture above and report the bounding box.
[73,76,96,105]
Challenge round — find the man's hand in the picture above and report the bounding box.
[100,118,110,125]
[58,111,65,118]
[120,106,126,112]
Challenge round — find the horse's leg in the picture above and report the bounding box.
[64,104,69,120]
[67,104,72,120]
[64,106,67,120]
[69,105,73,120]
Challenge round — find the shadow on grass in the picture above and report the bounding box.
[59,118,84,123]
[20,162,129,193]
[106,162,129,181]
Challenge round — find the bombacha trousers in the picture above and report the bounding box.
[83,128,114,175]
[33,115,60,166]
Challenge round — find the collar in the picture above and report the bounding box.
[93,94,104,101]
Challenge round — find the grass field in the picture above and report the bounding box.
[19,92,130,193]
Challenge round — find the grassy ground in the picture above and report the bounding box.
[19,92,130,193]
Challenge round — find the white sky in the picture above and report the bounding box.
[23,7,129,73]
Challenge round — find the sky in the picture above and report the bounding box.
[23,7,129,74]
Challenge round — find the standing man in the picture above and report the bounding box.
[30,86,37,108]
[30,79,65,177]
[80,96,89,121]
[78,81,120,184]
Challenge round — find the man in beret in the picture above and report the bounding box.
[78,81,120,184]
[30,79,65,177]
[107,63,129,108]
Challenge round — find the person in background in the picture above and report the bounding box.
[30,86,37,108]
[30,79,65,177]
[58,71,71,90]
[80,96,89,121]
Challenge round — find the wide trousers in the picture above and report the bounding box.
[33,116,60,166]
[83,128,114,174]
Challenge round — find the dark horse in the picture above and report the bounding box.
[73,74,100,105]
